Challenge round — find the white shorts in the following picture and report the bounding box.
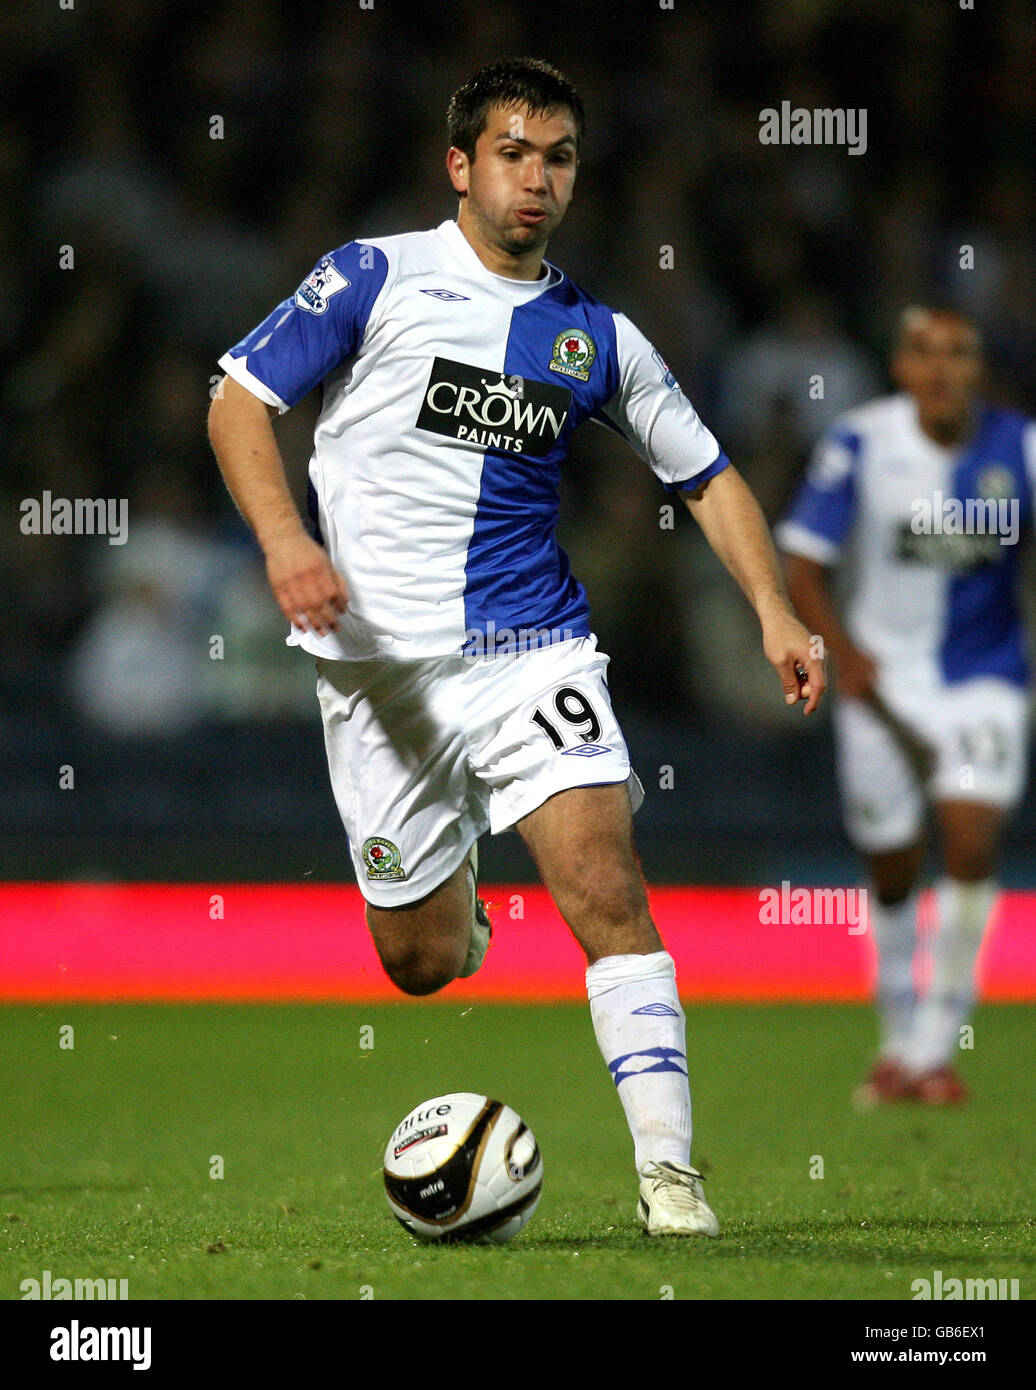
[315,635,644,906]
[834,677,1030,853]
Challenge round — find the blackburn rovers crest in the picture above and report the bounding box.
[549,328,596,382]
[976,465,1014,502]
[362,837,406,881]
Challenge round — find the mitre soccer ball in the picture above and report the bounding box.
[383,1093,543,1244]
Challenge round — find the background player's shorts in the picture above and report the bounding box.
[834,676,1031,853]
[315,635,645,906]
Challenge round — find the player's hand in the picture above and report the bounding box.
[834,644,879,702]
[761,608,827,716]
[263,529,349,637]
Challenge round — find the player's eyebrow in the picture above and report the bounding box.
[493,133,577,150]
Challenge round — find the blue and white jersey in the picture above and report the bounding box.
[218,218,728,661]
[775,393,1036,688]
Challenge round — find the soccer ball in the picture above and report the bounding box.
[383,1092,543,1244]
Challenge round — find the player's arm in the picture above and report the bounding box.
[681,466,826,714]
[208,375,348,637]
[782,553,876,701]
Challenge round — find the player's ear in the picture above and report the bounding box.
[446,147,469,196]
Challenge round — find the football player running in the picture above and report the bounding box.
[778,306,1034,1107]
[210,59,824,1236]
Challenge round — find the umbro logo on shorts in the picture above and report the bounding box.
[416,356,572,457]
[560,743,610,757]
[631,1002,680,1017]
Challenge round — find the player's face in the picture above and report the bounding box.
[451,104,579,259]
[892,313,983,438]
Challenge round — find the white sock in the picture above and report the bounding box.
[902,877,997,1075]
[869,891,920,1062]
[586,951,691,1174]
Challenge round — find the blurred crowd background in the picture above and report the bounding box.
[2,0,1034,882]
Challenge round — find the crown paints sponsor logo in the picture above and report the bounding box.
[20,493,128,545]
[759,101,867,155]
[417,357,571,456]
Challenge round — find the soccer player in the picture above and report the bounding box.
[777,305,1034,1106]
[209,58,825,1235]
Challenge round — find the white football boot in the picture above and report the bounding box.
[457,842,492,979]
[637,1160,720,1237]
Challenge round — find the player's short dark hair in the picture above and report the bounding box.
[447,58,585,161]
[894,302,984,353]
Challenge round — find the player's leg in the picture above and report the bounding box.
[516,782,716,1235]
[834,695,929,1105]
[315,656,490,996]
[896,799,1003,1101]
[363,856,473,995]
[465,634,716,1233]
[516,782,660,961]
[862,838,927,1087]
[898,680,1029,1102]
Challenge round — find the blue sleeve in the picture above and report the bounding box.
[218,241,391,411]
[664,450,731,495]
[776,428,861,561]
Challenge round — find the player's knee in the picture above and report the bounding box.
[943,840,997,883]
[868,845,924,905]
[873,881,914,908]
[381,949,459,996]
[372,927,464,996]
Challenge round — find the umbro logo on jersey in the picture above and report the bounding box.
[420,288,471,301]
[631,1002,680,1017]
[560,743,610,757]
[416,356,571,457]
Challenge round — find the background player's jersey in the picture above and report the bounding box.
[775,393,1036,688]
[219,218,728,661]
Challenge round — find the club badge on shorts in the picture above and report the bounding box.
[549,328,596,382]
[362,836,406,881]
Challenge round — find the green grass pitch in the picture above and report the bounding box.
[1,1002,1032,1301]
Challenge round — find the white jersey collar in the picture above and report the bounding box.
[437,218,562,302]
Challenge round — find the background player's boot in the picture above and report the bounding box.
[852,1057,913,1109]
[908,1065,968,1106]
[457,842,492,979]
[637,1160,719,1237]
